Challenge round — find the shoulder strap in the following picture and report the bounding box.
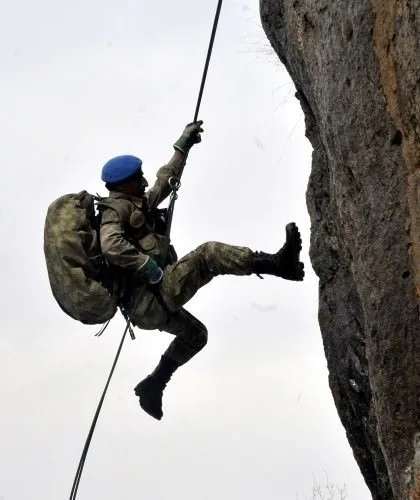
[96,196,133,221]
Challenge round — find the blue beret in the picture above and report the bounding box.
[101,155,143,184]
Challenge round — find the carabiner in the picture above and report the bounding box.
[168,176,181,190]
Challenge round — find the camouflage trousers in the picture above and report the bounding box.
[129,242,253,365]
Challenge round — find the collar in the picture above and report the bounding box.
[108,191,147,210]
[108,191,143,202]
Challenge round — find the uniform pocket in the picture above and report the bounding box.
[129,210,145,229]
[139,234,157,252]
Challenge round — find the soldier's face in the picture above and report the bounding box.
[130,173,148,196]
[137,174,148,193]
[120,171,148,197]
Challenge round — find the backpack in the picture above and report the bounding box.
[43,191,118,325]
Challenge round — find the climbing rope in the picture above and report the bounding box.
[69,323,129,500]
[68,1,224,499]
[161,0,224,264]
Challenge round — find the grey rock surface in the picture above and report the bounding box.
[260,1,420,499]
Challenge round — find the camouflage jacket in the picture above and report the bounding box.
[99,152,183,292]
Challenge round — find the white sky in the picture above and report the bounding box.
[1,1,371,499]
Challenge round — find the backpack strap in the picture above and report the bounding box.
[95,196,135,225]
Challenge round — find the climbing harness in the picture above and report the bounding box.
[68,1,224,499]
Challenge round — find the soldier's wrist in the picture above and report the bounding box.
[173,135,192,154]
[138,257,163,284]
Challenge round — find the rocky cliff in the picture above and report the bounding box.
[260,1,420,499]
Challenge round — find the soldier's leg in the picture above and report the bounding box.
[134,224,304,420]
[160,241,253,311]
[134,308,208,420]
[160,223,304,312]
[162,308,208,365]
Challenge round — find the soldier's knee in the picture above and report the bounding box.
[189,319,208,351]
[170,309,208,351]
[196,241,221,256]
[196,325,208,350]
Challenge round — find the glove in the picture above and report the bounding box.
[173,120,204,154]
[137,257,164,284]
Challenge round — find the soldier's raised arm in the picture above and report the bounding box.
[146,121,204,208]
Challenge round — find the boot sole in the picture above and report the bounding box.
[134,381,163,420]
[285,222,302,257]
[283,223,304,281]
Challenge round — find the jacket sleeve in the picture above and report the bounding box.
[100,207,148,271]
[146,150,185,208]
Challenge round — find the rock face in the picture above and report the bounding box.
[260,1,420,499]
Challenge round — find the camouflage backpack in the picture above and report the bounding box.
[43,191,118,325]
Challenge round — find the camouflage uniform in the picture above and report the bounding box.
[100,153,253,365]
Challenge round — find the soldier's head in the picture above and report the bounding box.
[101,155,148,197]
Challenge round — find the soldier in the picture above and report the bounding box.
[99,121,304,420]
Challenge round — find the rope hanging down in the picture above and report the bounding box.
[69,324,129,500]
[68,2,224,499]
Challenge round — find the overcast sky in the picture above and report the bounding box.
[1,1,371,499]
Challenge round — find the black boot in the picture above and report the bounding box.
[251,222,305,281]
[134,355,180,420]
